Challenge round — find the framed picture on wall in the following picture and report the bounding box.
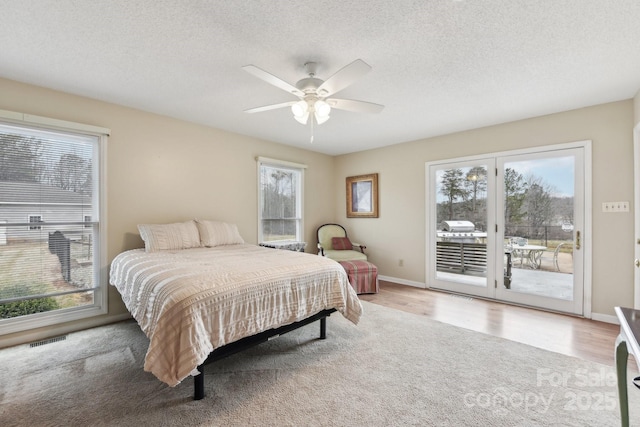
[346,173,378,218]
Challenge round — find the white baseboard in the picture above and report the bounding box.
[590,312,619,325]
[378,275,425,289]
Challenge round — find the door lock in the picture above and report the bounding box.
[575,230,581,250]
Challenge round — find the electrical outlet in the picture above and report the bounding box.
[602,201,630,212]
[398,259,404,267]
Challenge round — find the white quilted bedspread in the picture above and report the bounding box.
[109,244,362,386]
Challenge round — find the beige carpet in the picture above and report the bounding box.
[0,301,637,426]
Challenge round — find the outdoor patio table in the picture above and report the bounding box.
[512,244,547,269]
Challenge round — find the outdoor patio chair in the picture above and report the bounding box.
[540,242,571,272]
[507,237,525,267]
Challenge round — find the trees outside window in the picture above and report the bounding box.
[436,164,569,240]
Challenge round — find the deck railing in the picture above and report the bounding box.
[435,241,512,288]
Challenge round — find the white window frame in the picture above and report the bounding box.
[256,157,306,244]
[0,109,109,335]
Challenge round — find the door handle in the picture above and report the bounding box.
[575,230,581,250]
[636,259,640,268]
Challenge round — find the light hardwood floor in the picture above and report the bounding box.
[358,281,621,366]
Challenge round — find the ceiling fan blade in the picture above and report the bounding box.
[326,98,384,114]
[242,65,304,97]
[316,59,372,97]
[244,101,297,114]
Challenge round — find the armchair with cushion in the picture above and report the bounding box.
[316,223,367,262]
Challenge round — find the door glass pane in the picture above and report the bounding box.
[435,165,488,287]
[503,156,574,300]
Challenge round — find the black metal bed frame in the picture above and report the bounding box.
[193,308,336,400]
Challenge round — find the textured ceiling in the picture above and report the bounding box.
[2,1,640,155]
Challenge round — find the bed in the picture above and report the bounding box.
[109,220,362,400]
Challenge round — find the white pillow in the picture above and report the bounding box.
[138,220,201,252]
[195,219,245,247]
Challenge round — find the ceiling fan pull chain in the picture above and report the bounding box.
[310,116,314,144]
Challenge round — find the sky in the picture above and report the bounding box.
[434,154,576,202]
[505,156,575,198]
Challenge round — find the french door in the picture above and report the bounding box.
[426,142,589,315]
[635,124,640,309]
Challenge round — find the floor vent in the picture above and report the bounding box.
[30,335,67,348]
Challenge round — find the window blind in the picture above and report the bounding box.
[0,120,101,321]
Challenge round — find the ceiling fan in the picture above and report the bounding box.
[242,59,384,132]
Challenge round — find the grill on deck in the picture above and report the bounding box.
[437,220,487,243]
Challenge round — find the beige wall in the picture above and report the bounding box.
[0,76,635,347]
[0,77,337,346]
[335,100,635,317]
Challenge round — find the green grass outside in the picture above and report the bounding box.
[0,242,92,318]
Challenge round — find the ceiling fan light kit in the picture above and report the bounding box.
[291,98,331,125]
[243,59,384,141]
[314,100,331,118]
[291,100,308,117]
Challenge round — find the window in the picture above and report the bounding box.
[0,111,108,334]
[28,215,43,230]
[257,157,305,243]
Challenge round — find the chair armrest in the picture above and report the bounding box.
[317,243,325,256]
[351,242,366,253]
